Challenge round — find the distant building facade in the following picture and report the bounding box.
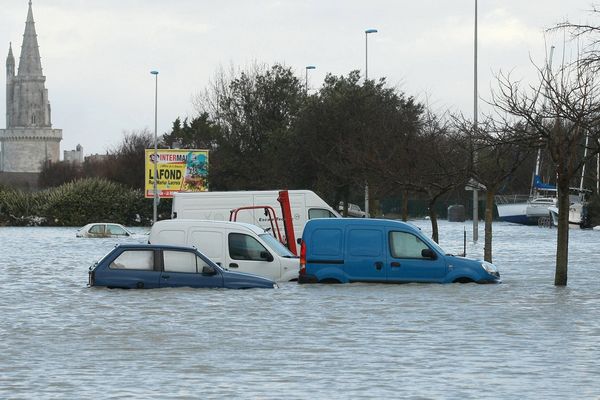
[64,144,84,164]
[0,1,62,175]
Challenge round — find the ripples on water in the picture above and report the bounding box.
[1,221,599,399]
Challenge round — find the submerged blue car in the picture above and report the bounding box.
[299,218,500,284]
[89,243,277,289]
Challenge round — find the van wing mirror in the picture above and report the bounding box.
[202,265,217,275]
[421,248,436,259]
[260,251,274,262]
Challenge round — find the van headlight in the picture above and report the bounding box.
[481,261,499,276]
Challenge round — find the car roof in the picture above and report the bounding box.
[81,222,127,228]
[114,243,197,251]
[305,218,420,233]
[153,219,266,234]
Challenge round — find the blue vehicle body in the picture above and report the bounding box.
[89,243,276,289]
[299,219,500,284]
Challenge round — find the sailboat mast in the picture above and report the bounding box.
[531,45,555,197]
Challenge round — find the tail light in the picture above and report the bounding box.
[299,240,306,276]
[88,269,96,287]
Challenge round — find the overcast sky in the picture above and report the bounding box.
[1,0,597,156]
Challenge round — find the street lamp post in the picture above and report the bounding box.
[364,28,377,216]
[365,28,378,81]
[305,65,316,94]
[150,70,159,225]
[472,1,479,242]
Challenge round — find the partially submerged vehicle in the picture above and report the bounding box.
[171,189,340,244]
[89,243,277,289]
[299,218,500,284]
[148,219,299,282]
[76,223,134,238]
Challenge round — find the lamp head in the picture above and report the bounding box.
[365,29,378,34]
[305,65,316,70]
[150,70,159,75]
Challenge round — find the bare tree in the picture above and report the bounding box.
[555,7,600,72]
[491,59,600,285]
[455,115,534,262]
[372,108,470,243]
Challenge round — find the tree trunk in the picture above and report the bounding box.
[484,189,495,263]
[401,189,409,222]
[429,200,439,243]
[555,178,570,286]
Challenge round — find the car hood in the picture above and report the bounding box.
[221,269,277,288]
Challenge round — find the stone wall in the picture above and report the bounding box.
[0,127,62,173]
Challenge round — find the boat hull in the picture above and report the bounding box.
[496,203,539,225]
[496,196,555,226]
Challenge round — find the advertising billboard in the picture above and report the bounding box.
[144,149,209,198]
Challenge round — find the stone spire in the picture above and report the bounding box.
[17,1,43,77]
[6,42,15,77]
[6,43,15,128]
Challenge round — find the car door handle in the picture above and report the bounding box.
[375,261,383,270]
[391,262,401,267]
[162,274,170,279]
[229,263,239,268]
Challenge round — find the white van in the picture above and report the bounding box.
[171,190,341,245]
[148,219,299,282]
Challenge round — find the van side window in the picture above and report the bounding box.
[163,250,197,273]
[110,250,154,270]
[389,231,430,259]
[228,233,270,261]
[308,208,336,219]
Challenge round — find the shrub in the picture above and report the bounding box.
[0,178,156,226]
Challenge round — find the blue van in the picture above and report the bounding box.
[299,219,500,284]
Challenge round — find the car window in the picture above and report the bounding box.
[164,250,197,273]
[89,224,105,234]
[196,255,214,272]
[389,231,430,259]
[107,225,128,236]
[110,250,154,270]
[309,208,336,219]
[229,233,270,261]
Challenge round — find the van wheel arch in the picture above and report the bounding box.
[319,278,342,284]
[453,277,475,283]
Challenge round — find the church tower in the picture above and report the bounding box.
[0,1,62,174]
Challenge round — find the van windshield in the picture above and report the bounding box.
[259,234,298,258]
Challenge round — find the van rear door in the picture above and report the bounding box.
[344,226,386,282]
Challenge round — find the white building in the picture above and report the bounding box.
[64,144,84,164]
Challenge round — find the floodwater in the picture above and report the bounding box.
[1,220,599,399]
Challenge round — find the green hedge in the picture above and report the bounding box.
[0,178,168,226]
